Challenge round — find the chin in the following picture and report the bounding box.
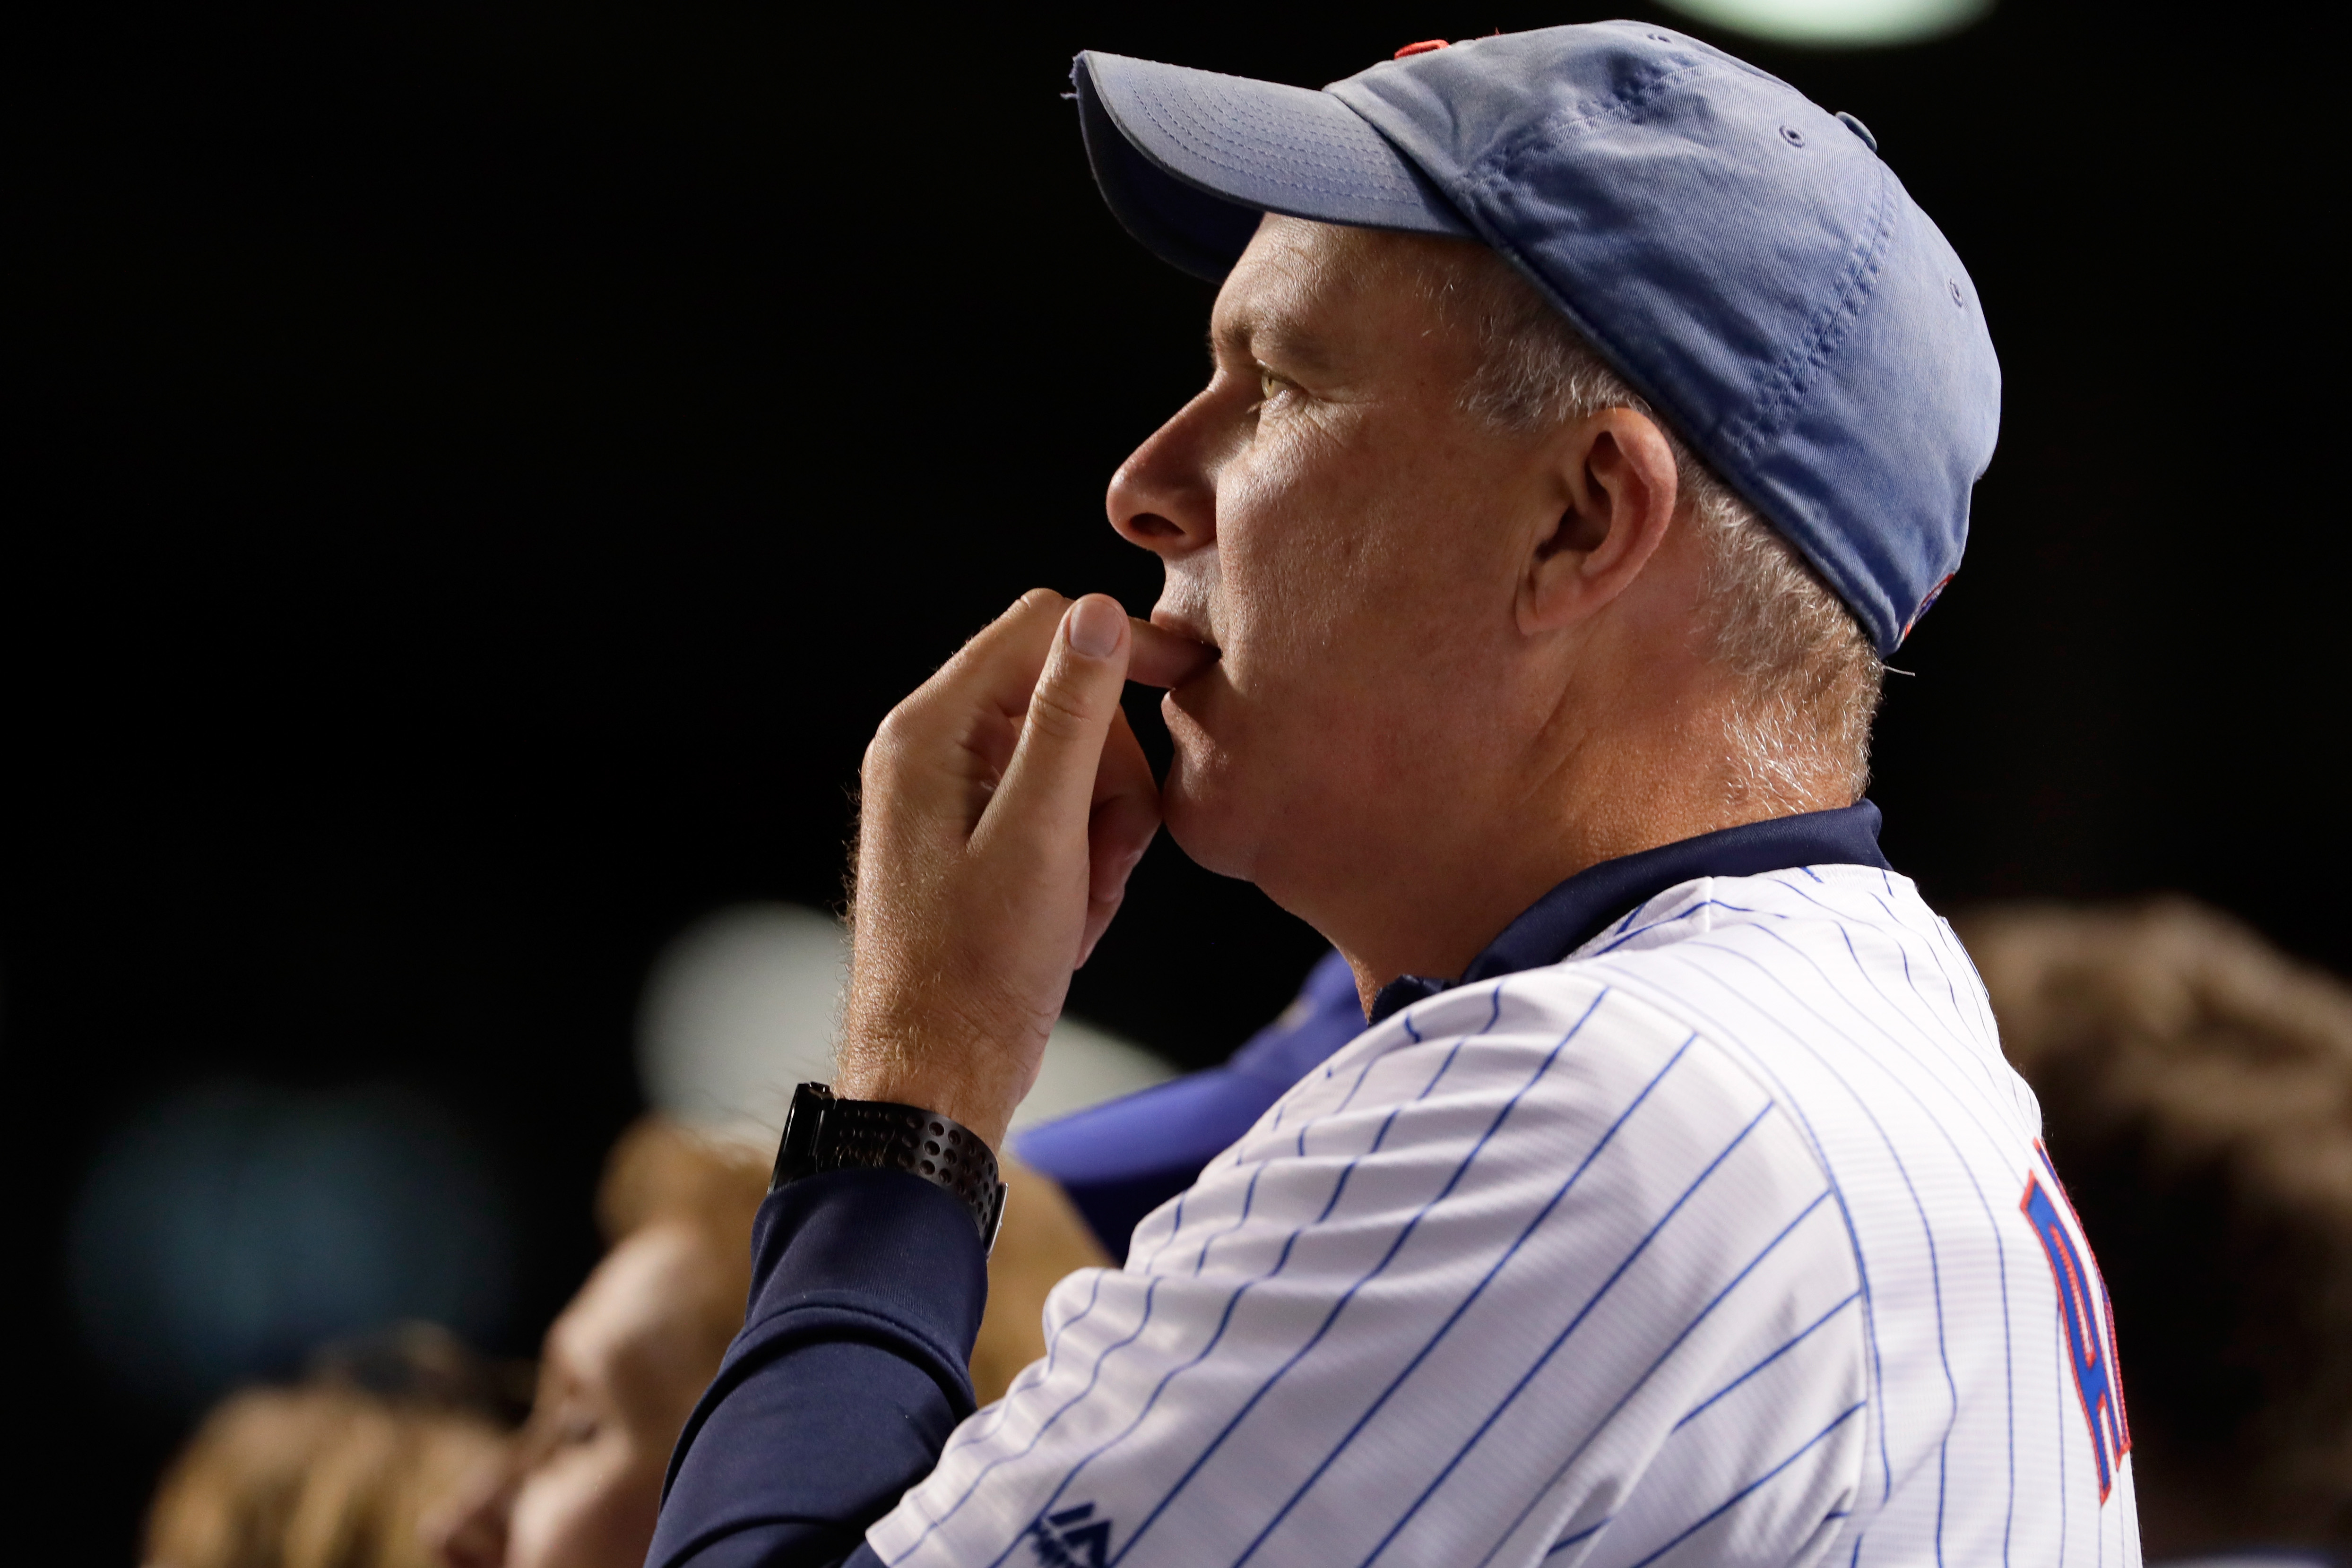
[1157,724,1259,882]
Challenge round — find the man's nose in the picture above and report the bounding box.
[1106,390,1219,557]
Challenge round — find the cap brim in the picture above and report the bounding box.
[1074,51,1472,284]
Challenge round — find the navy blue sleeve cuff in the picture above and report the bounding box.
[648,1166,989,1568]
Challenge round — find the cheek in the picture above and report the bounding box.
[1223,501,1490,746]
[1225,405,1505,647]
[1180,405,1525,826]
[502,1442,664,1568]
[1214,445,1377,680]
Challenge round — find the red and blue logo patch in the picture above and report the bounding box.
[1898,571,1956,646]
[2021,1143,2132,1501]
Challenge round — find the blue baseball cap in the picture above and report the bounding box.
[1072,22,1999,655]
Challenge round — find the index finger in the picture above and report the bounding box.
[977,594,1134,867]
[1125,618,1219,689]
[923,589,1075,721]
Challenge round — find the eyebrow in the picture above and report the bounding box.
[1209,308,1344,376]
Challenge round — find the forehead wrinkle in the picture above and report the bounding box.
[1211,238,1360,374]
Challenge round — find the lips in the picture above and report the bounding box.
[1127,615,1220,689]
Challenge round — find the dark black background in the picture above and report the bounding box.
[12,1,2339,1556]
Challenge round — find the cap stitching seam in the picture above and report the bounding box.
[1470,57,1705,173]
[1718,160,1897,463]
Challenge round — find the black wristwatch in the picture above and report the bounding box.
[770,1081,1008,1253]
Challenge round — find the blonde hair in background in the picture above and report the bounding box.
[144,1381,502,1568]
[595,1112,1113,1407]
[595,1117,770,1253]
[590,1116,776,1397]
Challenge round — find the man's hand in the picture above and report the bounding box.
[834,591,1212,1151]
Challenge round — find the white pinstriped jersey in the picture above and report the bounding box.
[869,864,2141,1566]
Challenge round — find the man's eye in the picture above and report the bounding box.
[1258,369,1286,404]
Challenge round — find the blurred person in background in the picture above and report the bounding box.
[427,1117,1110,1568]
[144,1323,522,1568]
[428,1119,766,1568]
[1961,898,2352,1562]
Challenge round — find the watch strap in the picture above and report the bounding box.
[771,1081,1008,1252]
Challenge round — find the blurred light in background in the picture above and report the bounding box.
[69,1083,512,1412]
[637,903,1175,1140]
[1657,0,1993,47]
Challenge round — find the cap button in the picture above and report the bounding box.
[1835,111,1879,153]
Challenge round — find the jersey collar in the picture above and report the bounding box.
[1368,799,1892,1023]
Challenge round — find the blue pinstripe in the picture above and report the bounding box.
[1829,893,2023,1566]
[1592,896,1779,956]
[1718,914,2025,1564]
[921,1070,1405,1544]
[1582,961,1898,1507]
[1360,1099,1776,1568]
[934,1269,1113,1467]
[2054,1303,2068,1568]
[1190,1165,1267,1276]
[1127,1189,1186,1259]
[1662,940,1960,1566]
[1622,1401,1868,1568]
[1674,1287,1862,1432]
[901,1277,1170,1550]
[1753,880,2017,1144]
[1221,1028,1708,1568]
[1853,885,2011,1110]
[957,983,1545,1568]
[929,1176,1332,1556]
[1275,989,1491,1162]
[1547,1518,1609,1556]
[1472,1183,1840,1568]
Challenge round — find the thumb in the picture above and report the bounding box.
[979,594,1133,860]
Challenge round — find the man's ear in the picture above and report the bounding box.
[1518,408,1681,634]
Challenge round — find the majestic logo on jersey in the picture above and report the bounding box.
[1026,1501,1111,1568]
[2021,1146,2132,1500]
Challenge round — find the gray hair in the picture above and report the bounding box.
[1432,244,1885,812]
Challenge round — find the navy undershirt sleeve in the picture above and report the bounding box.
[648,1167,988,1568]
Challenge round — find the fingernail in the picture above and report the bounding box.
[1067,596,1123,659]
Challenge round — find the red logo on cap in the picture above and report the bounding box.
[1394,39,1449,58]
[1900,571,1956,644]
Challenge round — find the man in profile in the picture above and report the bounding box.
[653,24,2141,1566]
